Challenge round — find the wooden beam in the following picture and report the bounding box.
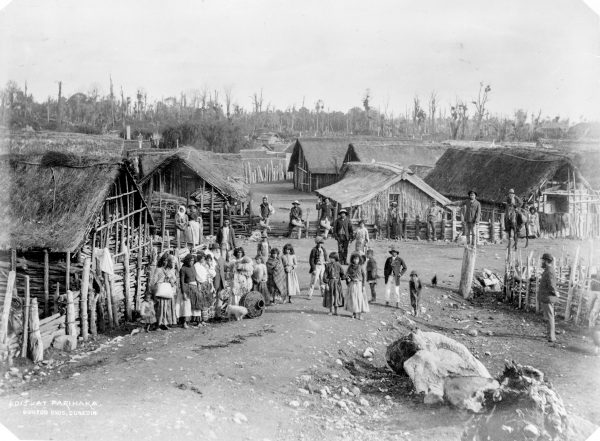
[43,249,49,317]
[210,186,215,236]
[21,276,30,357]
[93,207,147,232]
[459,246,476,299]
[80,258,90,341]
[65,252,70,292]
[564,245,580,321]
[0,271,16,344]
[53,282,59,315]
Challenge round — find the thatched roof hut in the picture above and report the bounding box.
[344,141,448,177]
[0,152,151,252]
[424,148,589,205]
[287,138,350,192]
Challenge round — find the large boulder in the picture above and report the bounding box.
[386,330,497,410]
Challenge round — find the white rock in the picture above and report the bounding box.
[52,335,78,352]
[232,412,247,424]
[299,375,312,383]
[420,306,427,314]
[468,329,478,337]
[384,395,392,400]
[359,398,370,407]
[298,388,310,395]
[204,411,216,422]
[341,386,350,394]
[351,386,361,396]
[335,359,343,366]
[336,400,347,409]
[302,401,310,408]
[362,347,375,358]
[523,423,540,438]
[288,400,300,408]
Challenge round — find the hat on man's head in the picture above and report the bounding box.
[315,236,325,244]
[389,247,399,255]
[468,190,477,197]
[410,270,418,277]
[338,209,348,215]
[541,253,554,263]
[292,200,300,205]
[391,201,398,206]
[508,189,515,194]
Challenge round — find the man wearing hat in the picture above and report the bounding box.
[259,196,274,229]
[316,197,334,239]
[308,236,328,298]
[332,209,354,265]
[384,247,407,308]
[287,200,304,237]
[425,200,444,241]
[216,218,236,259]
[539,253,558,342]
[387,201,400,239]
[446,190,481,246]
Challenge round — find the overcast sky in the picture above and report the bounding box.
[1,0,599,120]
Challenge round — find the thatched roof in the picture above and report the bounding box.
[346,142,448,168]
[315,162,451,207]
[572,150,600,190]
[137,147,249,201]
[424,148,585,204]
[0,152,133,252]
[287,138,350,174]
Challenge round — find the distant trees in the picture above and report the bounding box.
[0,79,581,148]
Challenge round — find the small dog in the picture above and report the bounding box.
[226,305,248,321]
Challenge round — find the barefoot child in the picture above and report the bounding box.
[365,248,378,303]
[323,252,345,315]
[409,271,423,317]
[140,293,157,332]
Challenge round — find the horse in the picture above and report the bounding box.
[505,206,529,250]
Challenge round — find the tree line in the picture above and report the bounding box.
[0,79,575,153]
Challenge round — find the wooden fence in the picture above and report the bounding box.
[242,158,293,184]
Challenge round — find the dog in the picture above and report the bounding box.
[226,305,248,321]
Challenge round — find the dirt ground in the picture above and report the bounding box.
[1,182,599,441]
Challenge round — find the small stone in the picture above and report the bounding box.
[384,395,392,400]
[484,351,491,356]
[204,411,216,422]
[486,330,494,336]
[335,359,343,366]
[523,423,540,438]
[359,397,370,407]
[9,368,19,377]
[351,386,361,396]
[468,329,478,337]
[23,375,31,381]
[288,400,300,408]
[355,408,362,415]
[298,388,310,395]
[302,401,310,408]
[420,306,427,314]
[72,372,80,377]
[362,347,375,358]
[501,425,513,434]
[145,357,155,361]
[299,375,312,383]
[341,386,350,394]
[232,412,247,424]
[380,321,387,326]
[336,400,347,409]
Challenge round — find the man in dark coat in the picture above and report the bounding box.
[446,190,481,246]
[316,197,334,239]
[384,247,407,308]
[216,218,236,259]
[539,253,558,342]
[210,243,227,319]
[259,196,273,227]
[308,237,328,298]
[332,209,353,264]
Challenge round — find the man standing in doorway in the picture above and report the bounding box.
[332,209,353,265]
[539,253,558,343]
[316,197,334,239]
[216,218,236,260]
[426,200,444,241]
[308,237,327,298]
[388,201,400,239]
[446,190,481,246]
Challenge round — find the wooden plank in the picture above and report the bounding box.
[21,276,30,357]
[93,207,147,232]
[575,245,594,324]
[65,251,70,292]
[210,186,215,235]
[104,272,114,329]
[123,241,131,322]
[0,271,16,344]
[66,290,76,336]
[161,208,167,253]
[53,282,59,315]
[80,257,90,341]
[564,245,580,321]
[44,249,50,317]
[458,247,476,299]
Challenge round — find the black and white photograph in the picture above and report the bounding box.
[0,0,599,440]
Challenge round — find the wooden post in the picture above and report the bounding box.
[10,248,16,271]
[123,243,132,322]
[248,200,252,232]
[53,282,60,315]
[220,207,224,228]
[186,191,190,208]
[451,209,457,241]
[458,246,476,299]
[110,259,119,327]
[21,276,30,357]
[210,187,215,236]
[402,213,408,240]
[415,215,421,240]
[66,290,76,336]
[525,251,533,311]
[104,273,114,329]
[535,253,540,314]
[44,249,50,317]
[564,245,580,321]
[80,258,90,341]
[0,271,16,344]
[161,209,167,253]
[28,298,43,362]
[65,251,70,292]
[305,208,310,239]
[499,213,505,241]
[490,209,496,243]
[575,245,594,324]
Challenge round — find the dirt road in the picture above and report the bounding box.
[1,235,599,441]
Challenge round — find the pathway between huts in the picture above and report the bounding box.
[0,181,598,440]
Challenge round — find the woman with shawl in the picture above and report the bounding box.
[178,253,196,328]
[266,248,286,303]
[252,255,270,306]
[322,252,345,315]
[281,243,300,303]
[233,255,254,306]
[193,252,214,324]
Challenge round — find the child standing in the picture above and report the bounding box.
[252,255,270,305]
[365,248,378,303]
[345,252,369,320]
[267,248,286,303]
[409,271,423,317]
[257,230,270,262]
[140,293,157,332]
[281,243,300,303]
[322,252,345,315]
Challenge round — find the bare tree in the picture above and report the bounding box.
[428,91,437,136]
[224,86,233,121]
[472,82,491,139]
[362,89,371,134]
